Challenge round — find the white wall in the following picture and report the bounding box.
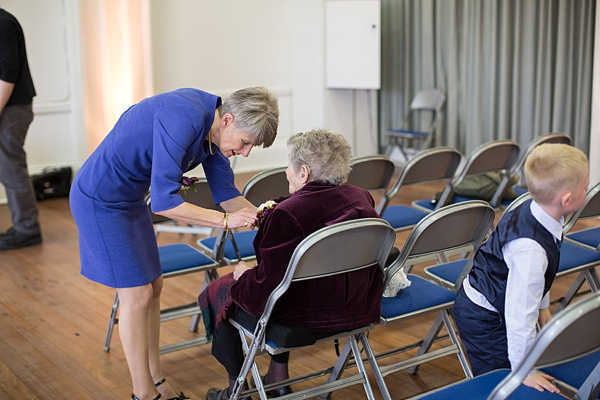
[149,0,379,175]
[0,0,85,204]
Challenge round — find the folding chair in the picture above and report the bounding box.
[378,147,462,232]
[103,245,220,354]
[417,292,600,400]
[386,89,446,160]
[542,349,600,398]
[511,132,572,192]
[197,166,289,265]
[377,201,495,382]
[104,179,221,354]
[422,192,531,291]
[151,178,218,238]
[564,181,600,252]
[554,182,600,312]
[412,140,520,212]
[228,218,396,400]
[346,154,396,212]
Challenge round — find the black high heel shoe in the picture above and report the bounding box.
[155,378,190,400]
[131,394,161,400]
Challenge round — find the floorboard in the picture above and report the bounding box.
[0,169,595,399]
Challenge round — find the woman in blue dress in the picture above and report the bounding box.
[70,87,279,400]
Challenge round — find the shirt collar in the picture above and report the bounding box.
[530,200,564,241]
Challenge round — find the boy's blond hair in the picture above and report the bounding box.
[524,143,588,205]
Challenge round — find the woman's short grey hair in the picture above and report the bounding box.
[287,128,353,186]
[218,86,279,148]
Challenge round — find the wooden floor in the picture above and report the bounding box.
[0,171,594,400]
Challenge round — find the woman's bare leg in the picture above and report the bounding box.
[147,276,181,398]
[117,284,160,400]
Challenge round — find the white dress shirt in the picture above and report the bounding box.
[462,200,563,369]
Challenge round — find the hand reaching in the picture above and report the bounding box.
[538,308,552,328]
[227,207,257,230]
[523,371,559,393]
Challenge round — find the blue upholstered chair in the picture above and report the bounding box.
[417,292,600,399]
[228,219,396,400]
[377,201,495,383]
[197,166,289,265]
[104,180,221,354]
[412,140,520,212]
[103,243,219,354]
[563,182,600,252]
[385,88,446,160]
[425,190,600,305]
[377,147,462,233]
[542,349,600,399]
[150,178,216,238]
[346,154,396,213]
[554,181,600,313]
[510,132,572,192]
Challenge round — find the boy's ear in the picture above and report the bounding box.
[559,190,573,207]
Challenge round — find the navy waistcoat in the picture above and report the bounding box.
[468,199,560,315]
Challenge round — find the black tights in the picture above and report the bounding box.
[211,316,290,378]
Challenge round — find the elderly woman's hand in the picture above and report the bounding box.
[227,207,258,229]
[233,261,253,280]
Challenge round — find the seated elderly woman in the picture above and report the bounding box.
[200,128,384,400]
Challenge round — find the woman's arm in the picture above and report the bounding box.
[220,195,257,214]
[221,196,258,228]
[155,200,256,229]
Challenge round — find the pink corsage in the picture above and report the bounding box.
[256,200,277,226]
[180,176,200,194]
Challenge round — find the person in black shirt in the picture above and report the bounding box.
[0,8,41,250]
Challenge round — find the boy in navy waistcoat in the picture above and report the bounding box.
[453,143,589,393]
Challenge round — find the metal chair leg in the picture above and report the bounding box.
[407,312,444,375]
[103,293,119,352]
[361,333,392,400]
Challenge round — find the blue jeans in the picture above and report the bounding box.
[453,287,510,375]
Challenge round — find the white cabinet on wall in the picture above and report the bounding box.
[325,0,381,90]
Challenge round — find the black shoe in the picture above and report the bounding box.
[251,375,293,398]
[132,394,161,400]
[0,227,42,250]
[154,378,189,400]
[205,387,251,400]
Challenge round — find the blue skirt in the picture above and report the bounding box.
[70,187,161,288]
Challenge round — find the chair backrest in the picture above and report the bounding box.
[379,147,462,213]
[510,132,572,186]
[409,89,446,113]
[147,178,217,223]
[385,201,495,286]
[499,191,531,220]
[488,292,600,400]
[401,89,446,148]
[241,166,289,207]
[262,218,396,322]
[347,155,395,191]
[563,181,600,234]
[449,140,520,208]
[347,155,396,211]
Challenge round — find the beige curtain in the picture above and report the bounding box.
[380,0,595,156]
[79,0,153,153]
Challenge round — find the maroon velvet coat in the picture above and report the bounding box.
[231,181,383,332]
